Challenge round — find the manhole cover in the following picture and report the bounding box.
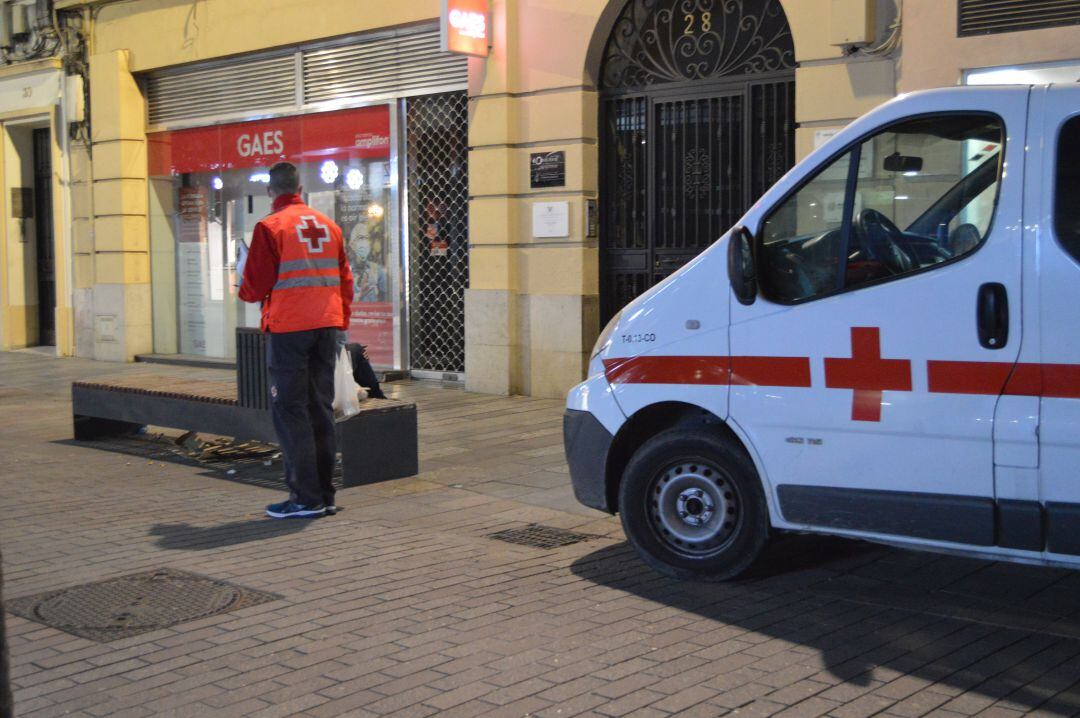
[6,568,280,642]
[488,523,600,549]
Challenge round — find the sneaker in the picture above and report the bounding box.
[266,501,325,519]
[324,505,337,516]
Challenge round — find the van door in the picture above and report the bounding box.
[730,90,1027,548]
[1033,86,1080,559]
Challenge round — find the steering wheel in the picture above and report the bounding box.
[855,209,914,274]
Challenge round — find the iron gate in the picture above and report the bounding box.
[406,91,469,374]
[599,0,796,321]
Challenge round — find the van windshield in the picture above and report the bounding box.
[759,114,1004,303]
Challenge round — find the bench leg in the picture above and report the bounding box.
[338,407,418,486]
[74,415,144,440]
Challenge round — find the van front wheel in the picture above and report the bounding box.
[618,428,769,581]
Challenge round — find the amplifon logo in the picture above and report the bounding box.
[354,133,390,150]
[441,0,489,57]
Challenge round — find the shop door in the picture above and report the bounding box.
[598,0,796,322]
[33,128,55,346]
[406,91,469,377]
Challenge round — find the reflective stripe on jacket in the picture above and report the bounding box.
[238,194,354,333]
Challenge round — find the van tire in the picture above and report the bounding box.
[618,428,769,581]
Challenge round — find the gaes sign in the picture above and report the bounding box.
[441,0,489,57]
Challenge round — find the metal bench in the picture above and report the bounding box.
[71,329,418,486]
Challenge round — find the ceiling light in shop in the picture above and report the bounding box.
[346,169,364,190]
[249,172,270,183]
[367,203,384,219]
[212,177,223,190]
[321,160,339,185]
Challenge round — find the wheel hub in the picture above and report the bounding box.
[649,461,740,554]
[676,489,714,526]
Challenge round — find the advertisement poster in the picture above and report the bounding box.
[177,187,209,354]
[349,303,395,366]
[337,189,393,365]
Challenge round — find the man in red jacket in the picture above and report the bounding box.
[240,162,353,519]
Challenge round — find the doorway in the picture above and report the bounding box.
[598,0,796,321]
[33,127,55,346]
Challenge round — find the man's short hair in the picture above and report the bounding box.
[268,162,300,195]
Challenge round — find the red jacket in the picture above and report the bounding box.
[239,194,354,333]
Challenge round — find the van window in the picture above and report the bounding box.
[1055,116,1080,263]
[758,115,1004,303]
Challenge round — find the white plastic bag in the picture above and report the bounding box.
[332,346,361,420]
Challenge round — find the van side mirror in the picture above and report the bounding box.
[728,226,757,306]
[883,152,923,173]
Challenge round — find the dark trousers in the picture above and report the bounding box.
[267,328,337,507]
[346,343,386,399]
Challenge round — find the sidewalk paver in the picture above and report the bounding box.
[3,351,1080,717]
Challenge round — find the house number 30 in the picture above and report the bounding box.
[683,11,713,34]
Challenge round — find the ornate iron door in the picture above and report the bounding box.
[599,0,796,322]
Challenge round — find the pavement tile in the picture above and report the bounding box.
[5,354,1080,718]
[595,688,668,717]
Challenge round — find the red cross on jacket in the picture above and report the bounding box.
[239,193,354,333]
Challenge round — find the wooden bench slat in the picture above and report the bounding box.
[73,375,414,416]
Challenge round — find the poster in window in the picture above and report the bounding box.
[337,189,394,366]
[177,187,209,354]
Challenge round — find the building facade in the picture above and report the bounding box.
[0,2,84,356]
[7,0,1080,397]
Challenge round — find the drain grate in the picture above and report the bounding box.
[6,568,280,642]
[488,523,600,549]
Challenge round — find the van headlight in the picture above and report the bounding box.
[592,311,621,358]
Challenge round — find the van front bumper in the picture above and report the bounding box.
[564,409,615,514]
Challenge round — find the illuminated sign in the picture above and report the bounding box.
[441,0,489,57]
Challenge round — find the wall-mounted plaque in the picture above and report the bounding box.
[530,151,565,189]
[10,187,32,219]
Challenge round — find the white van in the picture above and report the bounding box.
[564,84,1080,580]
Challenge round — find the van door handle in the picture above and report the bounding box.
[977,282,1008,349]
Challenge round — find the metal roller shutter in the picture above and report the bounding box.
[303,31,466,105]
[958,0,1080,36]
[145,54,297,127]
[144,26,467,129]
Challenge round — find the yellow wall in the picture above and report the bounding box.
[72,0,901,390]
[901,0,1080,91]
[465,0,900,397]
[87,49,152,361]
[0,115,68,352]
[85,0,440,72]
[66,0,445,361]
[0,58,76,355]
[2,124,36,349]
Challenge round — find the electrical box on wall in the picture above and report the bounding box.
[64,74,85,123]
[829,0,876,46]
[11,187,33,219]
[10,1,28,38]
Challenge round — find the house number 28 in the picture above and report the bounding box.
[683,11,713,34]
